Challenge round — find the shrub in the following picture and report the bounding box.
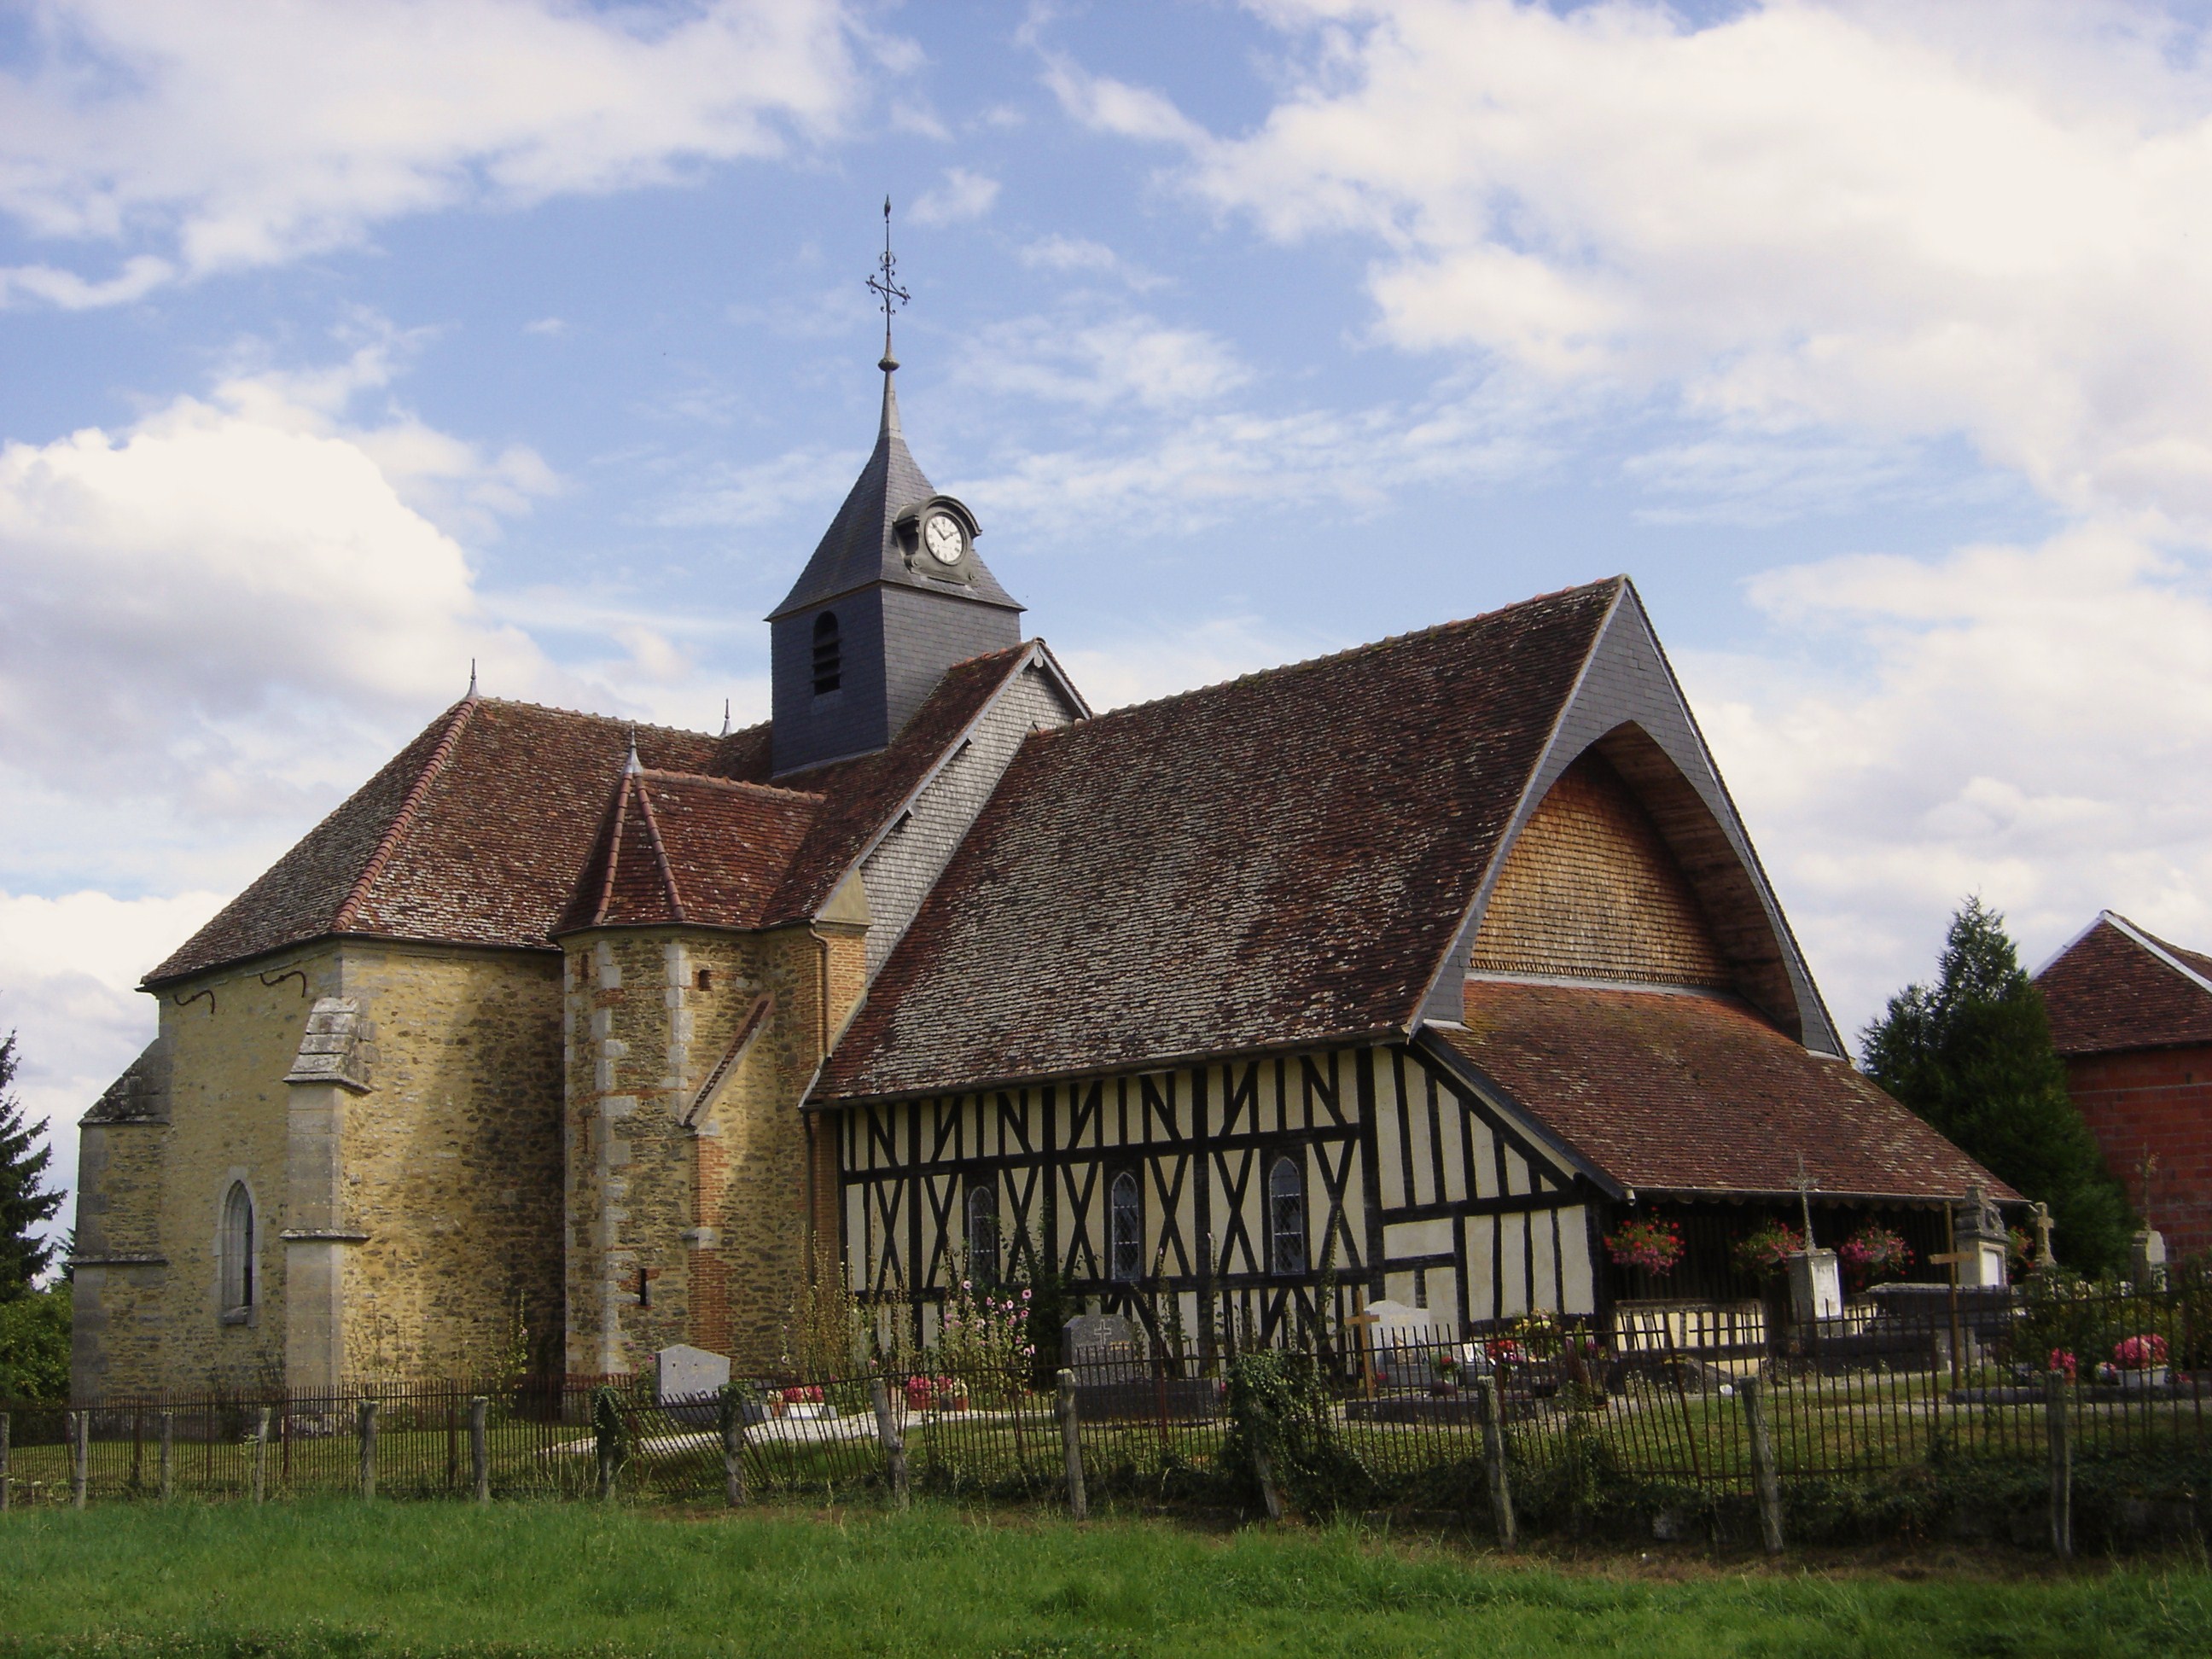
[0,1283,69,1400]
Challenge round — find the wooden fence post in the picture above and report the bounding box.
[1739,1376,1784,1556]
[73,1410,90,1509]
[719,1389,750,1510]
[870,1378,910,1511]
[251,1406,270,1505]
[0,1411,10,1511]
[2046,1370,2073,1561]
[469,1397,491,1505]
[1055,1368,1086,1522]
[357,1400,378,1501]
[159,1412,173,1502]
[1476,1376,1516,1552]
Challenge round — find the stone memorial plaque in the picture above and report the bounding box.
[655,1342,731,1404]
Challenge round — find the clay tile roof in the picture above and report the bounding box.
[1431,983,2011,1202]
[813,582,1623,1103]
[146,647,1041,986]
[560,770,824,934]
[2036,913,2212,1056]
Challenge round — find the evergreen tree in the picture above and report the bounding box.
[1862,899,2134,1275]
[0,1033,66,1299]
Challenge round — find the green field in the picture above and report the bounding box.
[1,1500,2209,1657]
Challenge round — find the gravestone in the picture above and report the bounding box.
[2133,1227,2168,1289]
[1785,1249,1844,1323]
[656,1344,731,1427]
[1062,1312,1214,1421]
[1952,1184,2010,1288]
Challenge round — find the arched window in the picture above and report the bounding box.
[1267,1155,1307,1277]
[965,1184,999,1286]
[219,1181,256,1318]
[1109,1171,1143,1283]
[812,612,841,695]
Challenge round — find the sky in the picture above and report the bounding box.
[7,0,2212,1254]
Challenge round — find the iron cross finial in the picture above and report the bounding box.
[866,195,909,372]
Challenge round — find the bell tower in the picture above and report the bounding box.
[767,204,1022,777]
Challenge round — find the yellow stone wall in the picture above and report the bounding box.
[75,940,568,1397]
[564,920,864,1377]
[332,945,564,1382]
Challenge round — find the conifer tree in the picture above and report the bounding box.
[0,1033,66,1299]
[1861,899,2133,1275]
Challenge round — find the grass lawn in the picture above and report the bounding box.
[3,1502,2209,1657]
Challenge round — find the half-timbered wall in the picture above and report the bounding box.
[835,1042,1601,1348]
[1469,751,1730,989]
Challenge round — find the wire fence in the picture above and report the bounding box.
[6,1284,2209,1538]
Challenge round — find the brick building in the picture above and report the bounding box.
[2036,912,2212,1260]
[72,344,2006,1398]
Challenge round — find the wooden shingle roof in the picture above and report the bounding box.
[812,581,1623,1102]
[147,646,1038,985]
[1429,983,2011,1202]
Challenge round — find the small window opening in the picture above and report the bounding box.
[966,1184,1000,1286]
[1268,1155,1307,1277]
[219,1181,256,1318]
[696,968,713,991]
[812,612,841,695]
[1109,1171,1143,1283]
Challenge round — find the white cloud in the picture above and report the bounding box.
[963,311,1251,410]
[910,167,1001,227]
[1016,235,1166,290]
[1081,0,2212,533]
[0,0,865,303]
[1042,53,1213,148]
[0,889,230,1250]
[1682,520,2212,1042]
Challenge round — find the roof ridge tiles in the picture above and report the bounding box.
[470,694,766,744]
[332,696,478,932]
[628,771,687,925]
[636,769,826,804]
[1063,576,1625,728]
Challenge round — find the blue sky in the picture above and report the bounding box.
[6,0,2212,1239]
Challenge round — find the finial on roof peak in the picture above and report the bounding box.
[720,698,731,738]
[467,657,478,700]
[866,195,908,378]
[624,726,641,776]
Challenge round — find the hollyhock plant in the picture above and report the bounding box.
[1604,1215,1685,1275]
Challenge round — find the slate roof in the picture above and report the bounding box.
[147,645,1039,985]
[812,581,1624,1103]
[2036,912,2212,1056]
[1430,983,2011,1201]
[559,769,824,934]
[767,373,1020,620]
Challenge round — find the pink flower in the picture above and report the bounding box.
[2114,1334,2169,1370]
[2049,1348,2077,1381]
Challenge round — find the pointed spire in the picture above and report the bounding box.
[466,657,478,699]
[719,698,732,738]
[624,725,642,776]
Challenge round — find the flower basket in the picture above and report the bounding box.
[2114,1334,2169,1389]
[1604,1215,1685,1276]
[1731,1221,1806,1282]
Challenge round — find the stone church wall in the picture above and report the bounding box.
[564,921,864,1377]
[332,944,564,1382]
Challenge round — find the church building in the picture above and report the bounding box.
[71,336,2003,1397]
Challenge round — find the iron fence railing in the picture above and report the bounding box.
[6,1284,2208,1515]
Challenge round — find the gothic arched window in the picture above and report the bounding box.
[219,1181,256,1318]
[1267,1155,1307,1277]
[966,1183,999,1286]
[812,612,841,695]
[1109,1171,1142,1283]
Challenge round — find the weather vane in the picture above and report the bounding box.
[865,195,909,372]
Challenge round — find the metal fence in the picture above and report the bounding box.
[6,1284,2208,1536]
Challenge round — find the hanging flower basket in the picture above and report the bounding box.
[1730,1220,1806,1282]
[1837,1224,1913,1290]
[1604,1215,1685,1276]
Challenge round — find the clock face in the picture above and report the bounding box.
[923,512,963,565]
